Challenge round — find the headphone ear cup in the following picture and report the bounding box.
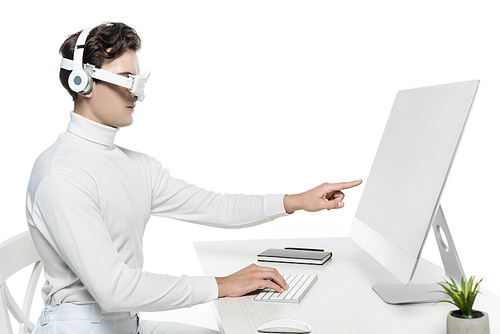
[83,78,93,94]
[68,67,92,94]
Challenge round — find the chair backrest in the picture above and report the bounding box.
[0,231,43,334]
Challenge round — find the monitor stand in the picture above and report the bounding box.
[372,205,465,304]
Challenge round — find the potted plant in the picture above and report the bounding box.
[436,276,490,334]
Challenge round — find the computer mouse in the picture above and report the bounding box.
[257,318,312,333]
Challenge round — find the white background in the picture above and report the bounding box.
[2,0,499,330]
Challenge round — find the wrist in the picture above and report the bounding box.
[215,276,225,298]
[283,193,302,214]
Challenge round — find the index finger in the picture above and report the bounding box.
[331,179,363,191]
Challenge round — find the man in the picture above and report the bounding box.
[26,22,361,333]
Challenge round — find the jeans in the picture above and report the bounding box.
[32,303,219,334]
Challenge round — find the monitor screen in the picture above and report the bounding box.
[350,80,479,285]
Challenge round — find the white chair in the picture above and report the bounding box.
[0,231,43,334]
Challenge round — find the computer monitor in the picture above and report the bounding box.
[349,80,480,304]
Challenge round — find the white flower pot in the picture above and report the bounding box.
[447,310,490,334]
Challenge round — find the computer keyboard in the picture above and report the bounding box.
[254,274,318,303]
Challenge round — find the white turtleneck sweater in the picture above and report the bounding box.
[26,112,288,313]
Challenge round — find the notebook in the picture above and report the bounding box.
[257,248,332,265]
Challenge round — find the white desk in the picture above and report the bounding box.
[194,237,500,334]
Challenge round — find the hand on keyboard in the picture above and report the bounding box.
[254,274,318,303]
[215,264,289,298]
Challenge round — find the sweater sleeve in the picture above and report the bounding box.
[29,168,217,312]
[149,159,289,227]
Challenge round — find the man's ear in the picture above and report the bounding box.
[78,90,93,99]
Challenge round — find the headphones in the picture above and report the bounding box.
[61,26,150,101]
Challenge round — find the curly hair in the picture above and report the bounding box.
[59,22,142,101]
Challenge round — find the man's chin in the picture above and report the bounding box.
[114,116,134,128]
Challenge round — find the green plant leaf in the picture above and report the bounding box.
[434,276,483,317]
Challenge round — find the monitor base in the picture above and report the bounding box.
[372,205,464,304]
[372,282,444,304]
